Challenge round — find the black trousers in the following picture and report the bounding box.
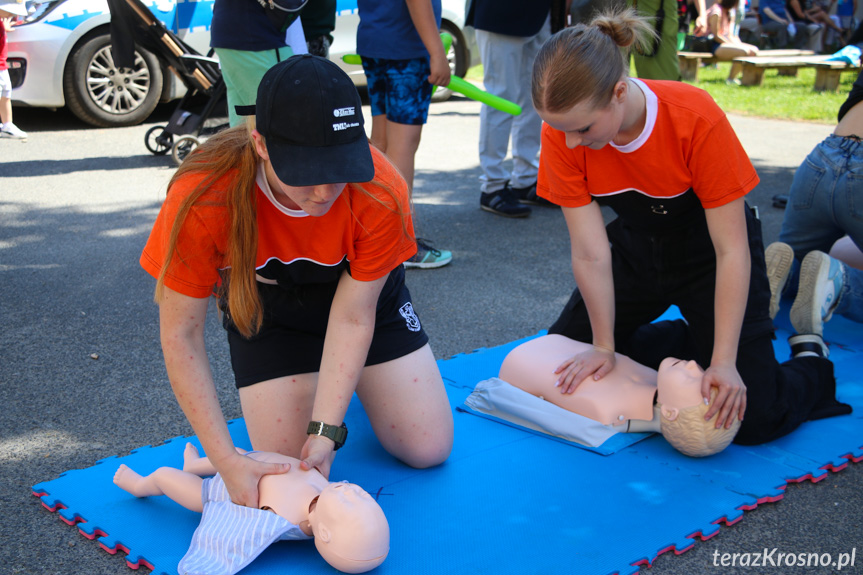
[549,207,850,445]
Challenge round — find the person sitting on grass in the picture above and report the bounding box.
[693,0,760,84]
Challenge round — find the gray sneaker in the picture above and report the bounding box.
[765,242,794,319]
[790,251,845,336]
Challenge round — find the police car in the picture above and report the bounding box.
[7,0,476,127]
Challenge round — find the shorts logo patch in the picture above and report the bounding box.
[399,302,421,332]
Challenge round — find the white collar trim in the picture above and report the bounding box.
[609,78,657,153]
[256,163,309,217]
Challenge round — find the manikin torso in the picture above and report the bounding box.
[499,334,705,426]
[244,452,329,527]
[499,334,658,425]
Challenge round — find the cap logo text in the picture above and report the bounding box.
[333,107,355,117]
[333,122,360,131]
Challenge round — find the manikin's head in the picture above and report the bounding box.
[656,357,740,457]
[309,482,390,573]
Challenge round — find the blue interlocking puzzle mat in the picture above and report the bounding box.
[33,309,863,575]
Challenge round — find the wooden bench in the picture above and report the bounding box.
[812,61,862,91]
[734,55,860,90]
[678,51,715,81]
[678,49,814,82]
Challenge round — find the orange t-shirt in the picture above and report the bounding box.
[537,79,759,220]
[140,145,416,299]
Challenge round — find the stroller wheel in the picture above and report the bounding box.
[145,126,172,155]
[173,135,201,166]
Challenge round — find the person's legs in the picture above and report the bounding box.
[676,208,846,443]
[549,218,675,353]
[732,333,847,444]
[761,20,789,48]
[356,343,453,468]
[214,46,293,127]
[629,0,681,80]
[508,16,551,191]
[363,56,451,267]
[836,265,863,321]
[369,114,388,152]
[475,29,532,217]
[364,57,390,153]
[791,21,816,50]
[0,70,26,139]
[367,113,422,188]
[239,373,319,457]
[383,122,423,191]
[476,29,516,193]
[714,44,758,80]
[831,236,863,269]
[779,137,849,260]
[0,95,11,124]
[380,58,431,176]
[779,136,862,316]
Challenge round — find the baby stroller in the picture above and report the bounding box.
[108,0,227,165]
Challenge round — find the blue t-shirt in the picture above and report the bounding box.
[211,0,288,51]
[356,0,442,60]
[759,0,787,20]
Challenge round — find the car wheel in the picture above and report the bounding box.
[63,33,163,128]
[432,21,468,103]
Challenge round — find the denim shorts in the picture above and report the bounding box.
[362,56,432,125]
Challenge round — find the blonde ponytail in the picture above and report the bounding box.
[532,8,657,113]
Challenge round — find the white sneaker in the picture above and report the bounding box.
[765,242,794,320]
[790,251,845,336]
[0,122,28,139]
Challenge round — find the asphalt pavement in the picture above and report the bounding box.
[1,92,861,575]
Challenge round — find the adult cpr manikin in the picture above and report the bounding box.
[499,334,740,456]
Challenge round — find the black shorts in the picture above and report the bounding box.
[224,265,429,388]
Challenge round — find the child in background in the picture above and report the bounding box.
[0,0,27,140]
[356,0,453,269]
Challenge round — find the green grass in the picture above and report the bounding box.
[687,62,854,124]
[464,62,856,124]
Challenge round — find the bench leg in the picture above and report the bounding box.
[740,66,766,86]
[814,69,841,92]
[679,58,699,81]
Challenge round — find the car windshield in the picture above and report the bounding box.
[17,0,68,25]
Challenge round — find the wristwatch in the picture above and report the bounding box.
[306,421,348,450]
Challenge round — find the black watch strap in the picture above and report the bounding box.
[306,421,348,450]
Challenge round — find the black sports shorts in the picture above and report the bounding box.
[224,265,429,388]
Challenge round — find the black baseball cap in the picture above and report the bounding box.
[255,54,374,186]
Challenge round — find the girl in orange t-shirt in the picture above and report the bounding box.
[140,55,453,509]
[529,9,850,446]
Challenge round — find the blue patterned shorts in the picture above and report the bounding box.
[362,56,433,125]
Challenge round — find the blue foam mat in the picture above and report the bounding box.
[33,312,863,575]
